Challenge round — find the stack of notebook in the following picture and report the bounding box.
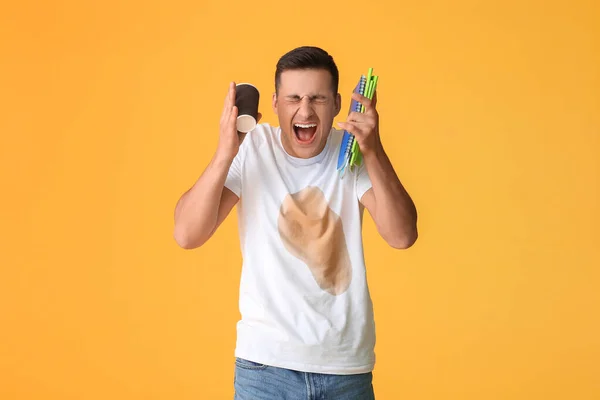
[336,68,379,177]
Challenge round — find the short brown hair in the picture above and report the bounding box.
[275,46,339,94]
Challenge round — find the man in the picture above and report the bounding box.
[173,46,418,399]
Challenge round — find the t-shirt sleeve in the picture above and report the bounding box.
[356,162,373,201]
[223,143,245,198]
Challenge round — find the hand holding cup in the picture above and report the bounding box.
[217,82,261,162]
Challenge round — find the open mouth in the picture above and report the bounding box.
[293,123,318,144]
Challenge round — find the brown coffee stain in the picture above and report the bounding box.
[278,186,351,295]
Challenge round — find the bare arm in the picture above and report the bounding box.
[173,81,257,250]
[359,147,418,249]
[173,154,239,249]
[337,90,417,249]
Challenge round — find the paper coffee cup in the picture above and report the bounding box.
[235,83,260,133]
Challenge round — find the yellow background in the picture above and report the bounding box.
[1,0,598,398]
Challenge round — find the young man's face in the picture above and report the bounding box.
[272,68,341,159]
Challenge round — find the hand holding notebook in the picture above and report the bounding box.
[336,68,379,177]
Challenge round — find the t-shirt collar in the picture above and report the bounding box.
[277,126,333,166]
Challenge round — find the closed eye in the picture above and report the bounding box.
[311,95,328,104]
[284,95,329,104]
[285,95,302,103]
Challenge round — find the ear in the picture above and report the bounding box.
[272,92,278,114]
[334,93,342,116]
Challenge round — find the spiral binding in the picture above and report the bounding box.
[338,75,367,178]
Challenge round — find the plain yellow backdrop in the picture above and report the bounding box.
[1,0,598,399]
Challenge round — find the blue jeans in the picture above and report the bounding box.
[234,357,375,399]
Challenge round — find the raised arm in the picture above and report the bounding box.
[173,82,260,249]
[337,91,418,249]
[173,155,239,249]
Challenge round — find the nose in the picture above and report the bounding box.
[297,97,315,119]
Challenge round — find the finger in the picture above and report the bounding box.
[220,105,230,126]
[372,90,377,108]
[225,104,237,134]
[230,105,238,128]
[223,82,234,107]
[351,92,375,113]
[346,111,372,124]
[229,81,236,107]
[221,82,235,122]
[337,121,366,137]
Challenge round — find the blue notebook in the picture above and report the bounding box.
[336,75,366,176]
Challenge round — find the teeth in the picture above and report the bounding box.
[294,123,317,128]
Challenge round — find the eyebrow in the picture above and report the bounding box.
[285,94,328,100]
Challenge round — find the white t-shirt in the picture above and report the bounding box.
[224,123,375,375]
